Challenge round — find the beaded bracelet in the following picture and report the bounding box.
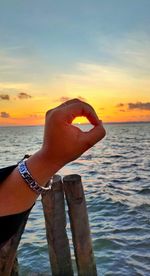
[18,160,52,195]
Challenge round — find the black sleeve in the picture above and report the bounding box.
[0,165,33,247]
[0,164,17,181]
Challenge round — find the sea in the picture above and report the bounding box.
[0,123,150,276]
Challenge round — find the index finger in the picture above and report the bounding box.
[61,102,100,126]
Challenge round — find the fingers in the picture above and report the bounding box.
[81,121,106,149]
[46,98,101,127]
[46,99,81,118]
[57,98,81,109]
[61,101,100,126]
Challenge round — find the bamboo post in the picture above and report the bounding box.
[41,175,73,276]
[63,174,97,276]
[0,211,30,276]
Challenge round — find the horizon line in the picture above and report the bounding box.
[0,120,150,127]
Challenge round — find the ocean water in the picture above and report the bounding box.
[0,123,150,276]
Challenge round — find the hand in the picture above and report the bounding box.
[0,99,106,215]
[41,99,106,169]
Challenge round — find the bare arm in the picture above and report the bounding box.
[0,99,106,216]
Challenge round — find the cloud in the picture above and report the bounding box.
[0,94,10,100]
[58,32,150,97]
[0,87,33,101]
[60,61,150,94]
[97,32,150,78]
[0,111,10,118]
[58,96,71,103]
[17,92,32,99]
[0,45,55,84]
[29,114,44,119]
[128,102,150,111]
[116,102,150,111]
[77,96,86,101]
[56,95,86,103]
[116,103,124,108]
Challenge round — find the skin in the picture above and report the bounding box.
[0,99,106,216]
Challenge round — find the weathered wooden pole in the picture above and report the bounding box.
[41,175,73,276]
[63,174,97,276]
[0,211,30,276]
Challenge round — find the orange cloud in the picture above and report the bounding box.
[18,92,32,99]
[116,102,150,112]
[0,111,10,118]
[0,94,10,100]
[128,102,150,110]
[56,96,86,103]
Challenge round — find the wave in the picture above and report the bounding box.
[137,188,150,195]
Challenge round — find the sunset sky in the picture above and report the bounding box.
[0,0,150,125]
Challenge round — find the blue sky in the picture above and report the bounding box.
[1,0,150,77]
[0,0,150,124]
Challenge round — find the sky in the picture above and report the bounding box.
[0,0,150,125]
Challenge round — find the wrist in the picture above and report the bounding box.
[40,145,65,170]
[25,149,61,187]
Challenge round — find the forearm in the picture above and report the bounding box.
[0,150,61,216]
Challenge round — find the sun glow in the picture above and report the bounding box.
[72,116,90,125]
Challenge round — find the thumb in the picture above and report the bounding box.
[81,121,106,150]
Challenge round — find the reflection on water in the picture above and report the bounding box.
[0,123,150,275]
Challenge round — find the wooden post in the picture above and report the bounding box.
[0,211,30,276]
[41,175,73,276]
[63,174,97,276]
